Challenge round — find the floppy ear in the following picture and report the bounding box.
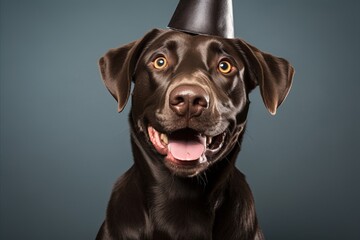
[235,39,295,115]
[99,29,162,112]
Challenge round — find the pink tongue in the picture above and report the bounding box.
[168,130,206,161]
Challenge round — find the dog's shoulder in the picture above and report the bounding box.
[109,166,146,209]
[105,166,150,238]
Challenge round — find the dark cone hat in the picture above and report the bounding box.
[168,0,234,38]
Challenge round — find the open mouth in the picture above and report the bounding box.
[148,126,226,166]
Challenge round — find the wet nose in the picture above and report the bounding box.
[169,85,209,118]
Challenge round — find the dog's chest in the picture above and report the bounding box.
[149,185,217,239]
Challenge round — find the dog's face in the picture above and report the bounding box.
[100,29,294,177]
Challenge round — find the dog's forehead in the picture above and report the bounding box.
[148,30,233,56]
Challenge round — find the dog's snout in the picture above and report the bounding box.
[169,85,209,118]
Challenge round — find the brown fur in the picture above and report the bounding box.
[96,29,294,239]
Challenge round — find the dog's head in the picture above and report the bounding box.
[100,29,294,177]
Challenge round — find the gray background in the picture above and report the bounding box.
[1,0,359,239]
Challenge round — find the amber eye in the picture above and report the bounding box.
[153,56,168,69]
[218,60,233,74]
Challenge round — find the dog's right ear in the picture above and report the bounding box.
[99,29,162,112]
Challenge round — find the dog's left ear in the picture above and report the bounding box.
[99,29,162,112]
[234,39,295,115]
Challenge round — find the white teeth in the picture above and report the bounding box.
[206,136,213,146]
[160,133,168,144]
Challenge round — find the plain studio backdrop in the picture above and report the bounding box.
[1,0,359,239]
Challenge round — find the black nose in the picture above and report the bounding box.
[169,85,209,118]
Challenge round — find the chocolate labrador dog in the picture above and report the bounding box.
[96,29,294,240]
